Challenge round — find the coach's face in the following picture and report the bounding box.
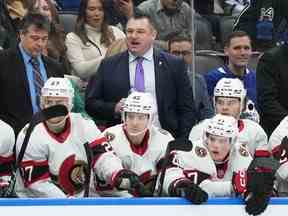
[20,24,49,57]
[126,17,157,56]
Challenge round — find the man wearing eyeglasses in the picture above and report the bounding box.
[168,35,214,122]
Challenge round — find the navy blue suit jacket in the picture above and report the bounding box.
[85,49,197,138]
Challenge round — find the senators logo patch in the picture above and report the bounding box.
[58,155,88,195]
[195,146,207,158]
[70,161,88,186]
[239,146,249,157]
[104,132,115,141]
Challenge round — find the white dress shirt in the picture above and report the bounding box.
[128,48,161,128]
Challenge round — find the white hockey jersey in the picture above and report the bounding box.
[96,124,174,196]
[162,139,252,197]
[15,113,122,198]
[189,118,269,157]
[0,120,15,187]
[269,116,288,196]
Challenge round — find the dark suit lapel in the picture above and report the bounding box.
[153,49,163,108]
[42,56,51,77]
[15,48,31,101]
[123,51,131,93]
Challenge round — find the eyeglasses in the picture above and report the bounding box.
[171,50,192,56]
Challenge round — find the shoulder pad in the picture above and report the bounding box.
[158,128,170,135]
[80,113,92,120]
[194,146,208,158]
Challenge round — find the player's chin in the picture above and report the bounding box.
[236,62,249,67]
[211,154,222,161]
[129,128,141,134]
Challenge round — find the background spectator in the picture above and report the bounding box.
[194,0,214,15]
[137,0,192,49]
[256,42,288,137]
[65,0,125,82]
[0,0,27,49]
[234,0,288,51]
[204,30,256,106]
[224,0,250,16]
[103,0,140,31]
[168,35,214,122]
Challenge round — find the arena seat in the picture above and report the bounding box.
[219,16,237,47]
[195,54,225,75]
[58,12,78,34]
[56,0,80,11]
[195,17,214,50]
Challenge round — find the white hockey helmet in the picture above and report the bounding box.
[204,114,238,145]
[214,78,247,108]
[41,77,74,111]
[122,91,156,135]
[123,91,155,116]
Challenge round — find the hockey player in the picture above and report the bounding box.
[189,78,269,157]
[94,91,175,196]
[163,114,252,199]
[164,114,275,215]
[0,120,15,197]
[15,77,140,197]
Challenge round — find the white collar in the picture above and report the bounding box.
[128,47,154,63]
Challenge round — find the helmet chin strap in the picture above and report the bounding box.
[46,115,68,133]
[214,153,230,165]
[126,128,148,137]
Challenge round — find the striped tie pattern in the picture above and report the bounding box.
[30,57,44,107]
